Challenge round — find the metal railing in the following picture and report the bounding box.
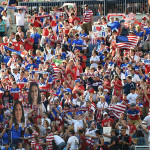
[135,146,150,150]
[18,0,149,16]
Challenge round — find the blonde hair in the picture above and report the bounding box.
[1,10,6,16]
[136,25,141,32]
[36,50,43,56]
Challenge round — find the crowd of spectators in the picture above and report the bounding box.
[0,1,150,150]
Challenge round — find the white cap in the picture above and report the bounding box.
[103,89,108,92]
[98,86,103,89]
[103,112,108,116]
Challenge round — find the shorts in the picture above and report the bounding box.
[0,32,5,37]
[143,41,150,50]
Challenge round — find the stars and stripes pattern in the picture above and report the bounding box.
[51,63,60,79]
[116,35,139,50]
[46,133,54,150]
[108,104,126,118]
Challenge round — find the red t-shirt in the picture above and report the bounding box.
[143,88,150,107]
[25,38,34,51]
[81,55,87,69]
[101,118,114,127]
[145,64,150,74]
[42,28,49,36]
[127,125,136,134]
[48,34,56,46]
[69,17,80,25]
[66,65,77,80]
[13,41,24,51]
[73,85,85,95]
[103,81,111,93]
[79,135,86,150]
[0,43,8,50]
[34,143,43,150]
[33,18,41,27]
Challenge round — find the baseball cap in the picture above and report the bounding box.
[142,17,147,20]
[130,103,136,107]
[64,88,72,93]
[75,79,80,83]
[103,112,107,116]
[89,89,95,93]
[98,85,103,89]
[103,89,108,92]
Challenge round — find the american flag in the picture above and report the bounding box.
[108,104,126,118]
[51,63,61,79]
[116,35,138,49]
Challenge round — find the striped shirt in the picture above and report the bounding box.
[83,9,93,23]
[46,133,54,150]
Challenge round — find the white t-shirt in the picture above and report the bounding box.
[127,93,138,104]
[41,118,51,126]
[12,73,20,81]
[97,101,108,109]
[72,119,83,132]
[14,12,25,26]
[54,135,65,145]
[132,74,140,83]
[85,128,97,137]
[2,15,10,27]
[90,56,100,68]
[73,25,82,33]
[144,116,150,126]
[67,136,79,150]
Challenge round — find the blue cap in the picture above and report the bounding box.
[64,88,72,93]
[120,20,125,23]
[75,79,80,83]
[112,28,117,32]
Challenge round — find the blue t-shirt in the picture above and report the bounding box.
[25,63,38,71]
[107,22,119,30]
[72,39,83,51]
[17,78,28,83]
[10,88,20,93]
[11,125,22,140]
[61,52,66,60]
[0,114,3,123]
[127,109,140,120]
[50,106,61,120]
[31,33,41,44]
[3,55,11,65]
[113,21,121,29]
[143,27,150,40]
[134,31,144,37]
[34,56,41,66]
[1,132,9,144]
[80,33,87,37]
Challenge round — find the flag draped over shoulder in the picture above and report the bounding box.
[4,46,21,56]
[108,104,126,118]
[116,35,138,49]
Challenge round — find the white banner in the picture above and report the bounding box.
[103,127,111,142]
[92,25,107,38]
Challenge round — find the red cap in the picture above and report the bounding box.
[142,17,147,20]
[89,89,95,93]
[146,81,150,84]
